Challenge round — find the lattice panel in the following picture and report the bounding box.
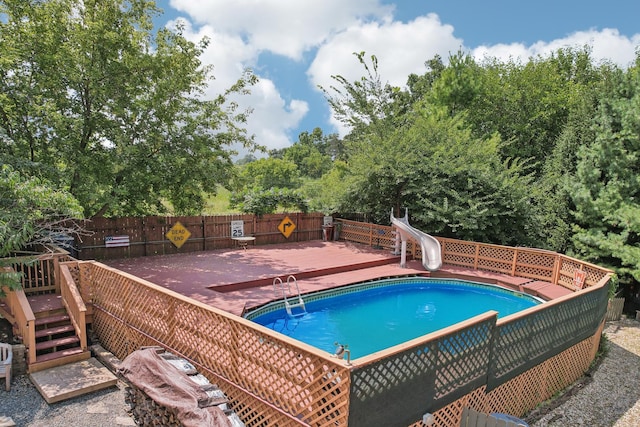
[349,343,439,427]
[557,257,583,289]
[489,283,608,389]
[348,314,495,427]
[339,228,367,245]
[557,257,612,290]
[404,331,598,427]
[514,251,556,281]
[440,240,476,267]
[477,246,514,272]
[86,262,350,426]
[487,333,596,416]
[434,321,494,401]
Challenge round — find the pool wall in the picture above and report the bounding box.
[65,234,612,427]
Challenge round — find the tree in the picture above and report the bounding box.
[0,164,83,293]
[229,158,306,215]
[229,187,308,216]
[571,59,640,282]
[279,128,334,179]
[232,158,301,191]
[320,52,408,141]
[0,0,257,218]
[321,52,537,244]
[301,160,350,214]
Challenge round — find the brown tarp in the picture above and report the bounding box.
[119,348,231,427]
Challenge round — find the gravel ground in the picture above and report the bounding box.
[0,376,133,427]
[1,318,638,427]
[528,317,640,427]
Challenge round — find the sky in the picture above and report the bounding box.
[154,0,640,155]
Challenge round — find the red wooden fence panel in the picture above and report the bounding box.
[76,213,326,260]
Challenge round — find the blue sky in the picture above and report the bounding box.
[155,0,640,155]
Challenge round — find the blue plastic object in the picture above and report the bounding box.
[491,413,529,426]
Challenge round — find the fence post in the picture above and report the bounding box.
[201,216,206,251]
[552,255,561,285]
[474,244,480,269]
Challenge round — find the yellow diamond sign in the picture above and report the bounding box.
[166,221,191,248]
[278,216,296,238]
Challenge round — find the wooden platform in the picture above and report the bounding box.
[104,240,577,316]
[29,357,118,404]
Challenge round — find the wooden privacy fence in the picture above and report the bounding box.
[76,213,325,260]
[63,258,612,426]
[606,297,625,321]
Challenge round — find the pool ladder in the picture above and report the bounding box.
[273,275,307,317]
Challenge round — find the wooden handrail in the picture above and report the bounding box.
[1,286,36,364]
[59,265,88,351]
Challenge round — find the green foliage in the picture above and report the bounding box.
[229,157,308,215]
[320,52,408,140]
[229,188,308,216]
[280,128,334,179]
[0,0,257,218]
[571,61,640,282]
[232,158,301,190]
[0,164,83,292]
[301,161,350,214]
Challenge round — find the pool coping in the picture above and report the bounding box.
[244,276,543,320]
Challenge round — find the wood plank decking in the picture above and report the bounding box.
[104,240,576,316]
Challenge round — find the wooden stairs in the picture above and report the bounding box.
[28,294,91,373]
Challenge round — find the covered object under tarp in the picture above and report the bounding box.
[119,348,232,427]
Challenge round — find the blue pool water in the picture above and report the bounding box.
[247,278,540,359]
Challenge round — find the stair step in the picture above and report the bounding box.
[35,335,80,351]
[35,324,75,339]
[35,314,70,327]
[32,348,90,368]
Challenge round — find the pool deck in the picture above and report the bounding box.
[105,241,427,315]
[104,240,568,316]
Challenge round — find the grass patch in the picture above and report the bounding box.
[203,186,241,215]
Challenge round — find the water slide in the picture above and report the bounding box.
[390,208,442,271]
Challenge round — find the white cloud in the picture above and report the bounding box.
[168,0,392,59]
[171,18,307,154]
[162,2,640,149]
[236,79,309,152]
[473,28,640,68]
[308,13,463,135]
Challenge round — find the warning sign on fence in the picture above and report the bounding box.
[278,216,296,238]
[166,221,191,248]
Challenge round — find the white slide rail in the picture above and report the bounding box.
[390,208,442,271]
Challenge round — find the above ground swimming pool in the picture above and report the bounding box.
[246,277,541,359]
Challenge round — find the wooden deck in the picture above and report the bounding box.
[103,240,576,316]
[105,241,426,315]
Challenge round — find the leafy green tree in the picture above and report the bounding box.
[429,51,483,117]
[277,128,334,179]
[322,52,537,244]
[229,188,308,216]
[571,59,640,282]
[0,0,257,218]
[342,105,537,245]
[1,164,83,293]
[301,161,350,214]
[534,90,601,252]
[233,158,301,190]
[229,157,306,215]
[320,52,408,141]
